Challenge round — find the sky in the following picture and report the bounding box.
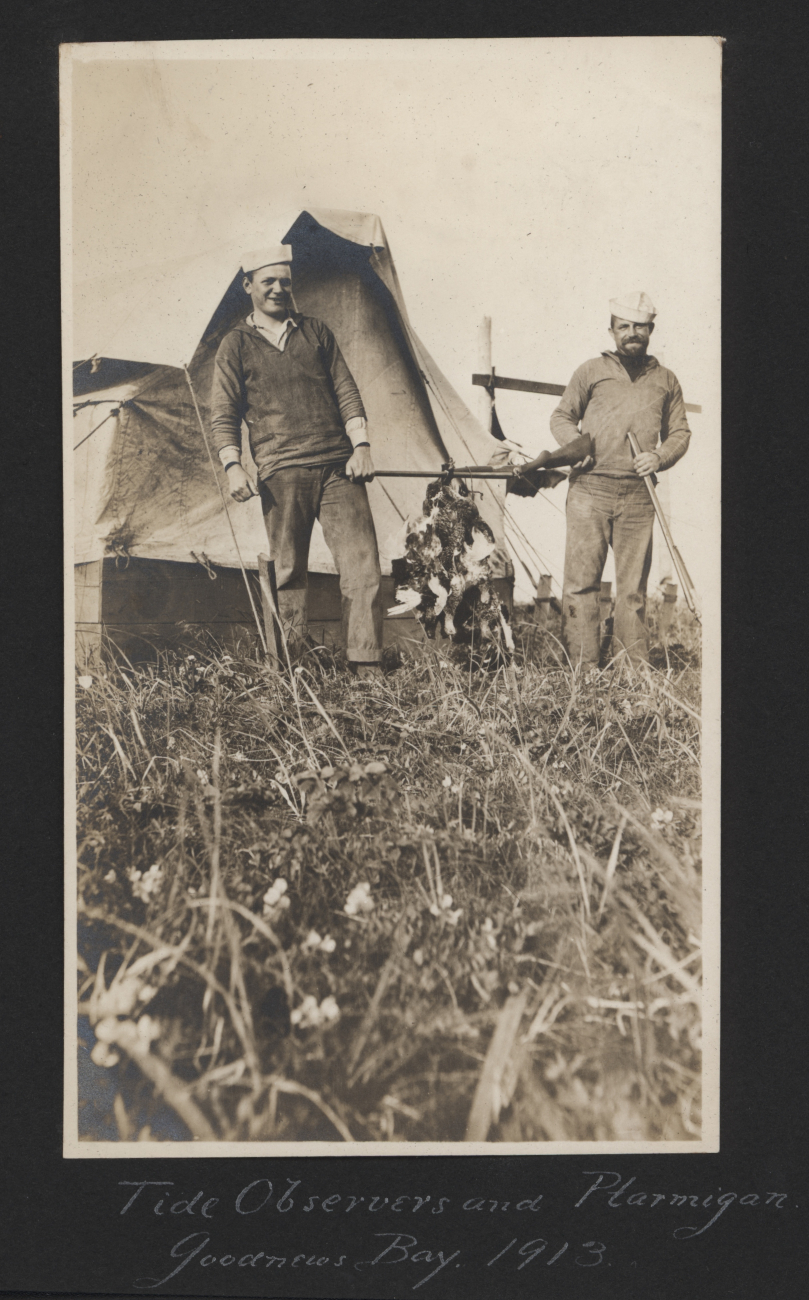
[66,37,721,603]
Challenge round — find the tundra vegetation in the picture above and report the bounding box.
[76,605,702,1144]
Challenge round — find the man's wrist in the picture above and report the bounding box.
[218,444,242,471]
[346,417,370,449]
[224,461,242,473]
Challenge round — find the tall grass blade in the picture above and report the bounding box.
[465,987,529,1141]
[596,812,628,923]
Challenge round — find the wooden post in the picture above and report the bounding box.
[533,574,553,627]
[658,581,678,640]
[473,315,493,434]
[257,554,282,662]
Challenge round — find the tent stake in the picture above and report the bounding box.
[183,366,268,654]
[533,573,553,628]
[658,581,679,640]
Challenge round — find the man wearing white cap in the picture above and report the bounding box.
[550,292,691,666]
[210,245,383,677]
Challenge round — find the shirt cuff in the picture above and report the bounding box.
[345,417,369,447]
[218,445,241,468]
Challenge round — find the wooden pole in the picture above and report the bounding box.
[474,315,493,434]
[652,471,674,588]
[472,372,702,414]
[375,468,521,478]
[625,430,698,615]
[257,554,282,663]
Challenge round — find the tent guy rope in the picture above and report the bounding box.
[73,408,120,452]
[373,477,407,521]
[182,365,268,655]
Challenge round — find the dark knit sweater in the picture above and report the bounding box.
[210,314,366,479]
[550,352,691,477]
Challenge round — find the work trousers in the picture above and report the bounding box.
[562,474,655,666]
[259,463,384,663]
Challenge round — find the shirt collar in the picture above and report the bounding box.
[603,350,658,372]
[248,311,300,334]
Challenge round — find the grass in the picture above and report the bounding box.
[75,603,703,1144]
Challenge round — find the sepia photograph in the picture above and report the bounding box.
[64,36,720,1155]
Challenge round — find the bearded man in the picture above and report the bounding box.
[551,291,692,666]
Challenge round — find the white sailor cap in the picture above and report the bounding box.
[241,245,293,275]
[609,291,657,324]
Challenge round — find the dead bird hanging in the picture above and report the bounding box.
[385,433,593,655]
[388,476,514,654]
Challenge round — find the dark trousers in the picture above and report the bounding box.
[562,474,655,666]
[259,464,383,662]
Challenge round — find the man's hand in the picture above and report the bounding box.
[226,463,257,502]
[513,449,549,476]
[345,445,375,482]
[633,451,661,478]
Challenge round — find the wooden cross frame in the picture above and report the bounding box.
[472,372,702,414]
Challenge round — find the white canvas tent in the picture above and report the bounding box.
[72,209,513,657]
